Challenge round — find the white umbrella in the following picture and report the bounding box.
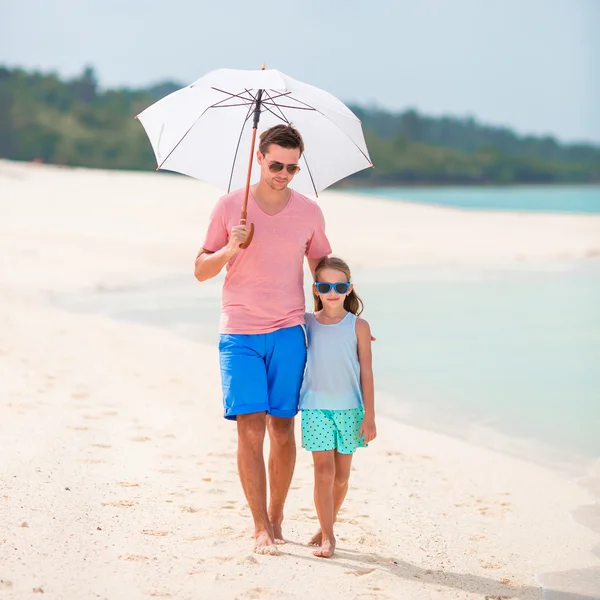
[136,66,372,247]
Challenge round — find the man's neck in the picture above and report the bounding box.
[252,181,291,206]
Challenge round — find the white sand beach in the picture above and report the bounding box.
[1,160,599,600]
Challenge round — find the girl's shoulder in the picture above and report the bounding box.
[354,316,372,338]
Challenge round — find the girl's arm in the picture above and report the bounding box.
[356,318,377,443]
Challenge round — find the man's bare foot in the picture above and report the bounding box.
[313,537,335,558]
[308,530,322,547]
[253,530,278,556]
[271,522,285,545]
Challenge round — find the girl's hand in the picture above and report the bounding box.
[360,415,377,444]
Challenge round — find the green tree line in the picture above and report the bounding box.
[1,66,599,184]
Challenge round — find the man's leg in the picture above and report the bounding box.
[236,412,278,555]
[266,415,296,543]
[264,325,307,543]
[219,334,276,554]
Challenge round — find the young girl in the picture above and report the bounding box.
[299,256,376,558]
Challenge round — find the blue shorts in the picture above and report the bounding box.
[218,325,307,421]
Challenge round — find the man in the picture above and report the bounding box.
[194,124,331,555]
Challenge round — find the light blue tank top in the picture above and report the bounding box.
[299,312,363,410]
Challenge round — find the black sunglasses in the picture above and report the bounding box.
[314,282,351,295]
[268,161,301,175]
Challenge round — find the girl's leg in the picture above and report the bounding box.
[333,451,353,517]
[312,450,336,558]
[309,451,353,547]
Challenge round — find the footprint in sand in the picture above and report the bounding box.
[345,568,376,576]
[239,587,275,599]
[119,554,149,561]
[480,560,501,570]
[102,500,136,508]
[208,452,236,459]
[180,506,204,514]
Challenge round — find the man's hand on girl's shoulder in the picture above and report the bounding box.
[356,318,375,342]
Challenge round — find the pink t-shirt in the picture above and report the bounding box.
[202,188,332,335]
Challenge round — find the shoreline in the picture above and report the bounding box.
[2,160,599,599]
[50,267,599,480]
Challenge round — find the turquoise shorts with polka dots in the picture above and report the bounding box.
[301,407,367,454]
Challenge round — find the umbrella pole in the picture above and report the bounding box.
[239,126,258,249]
[239,68,266,249]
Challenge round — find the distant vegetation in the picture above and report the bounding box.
[1,65,599,185]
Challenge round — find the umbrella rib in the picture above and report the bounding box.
[284,95,373,166]
[262,102,316,111]
[263,90,319,197]
[266,90,371,167]
[226,100,256,194]
[209,87,256,107]
[157,107,212,170]
[157,89,256,171]
[260,103,289,123]
[210,102,257,108]
[261,91,292,102]
[261,89,291,124]
[300,152,319,197]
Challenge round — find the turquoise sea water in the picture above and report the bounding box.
[348,185,600,214]
[55,263,600,466]
[357,265,600,463]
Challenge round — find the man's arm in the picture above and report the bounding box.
[194,225,248,282]
[307,256,327,279]
[305,202,331,279]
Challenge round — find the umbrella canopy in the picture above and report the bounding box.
[136,68,372,196]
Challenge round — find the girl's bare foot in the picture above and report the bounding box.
[313,537,335,558]
[308,530,322,547]
[254,529,278,556]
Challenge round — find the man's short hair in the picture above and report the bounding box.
[258,124,304,156]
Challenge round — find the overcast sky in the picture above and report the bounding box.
[3,0,599,143]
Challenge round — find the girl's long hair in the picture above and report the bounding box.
[313,256,364,316]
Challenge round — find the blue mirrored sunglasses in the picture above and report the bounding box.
[314,282,351,295]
